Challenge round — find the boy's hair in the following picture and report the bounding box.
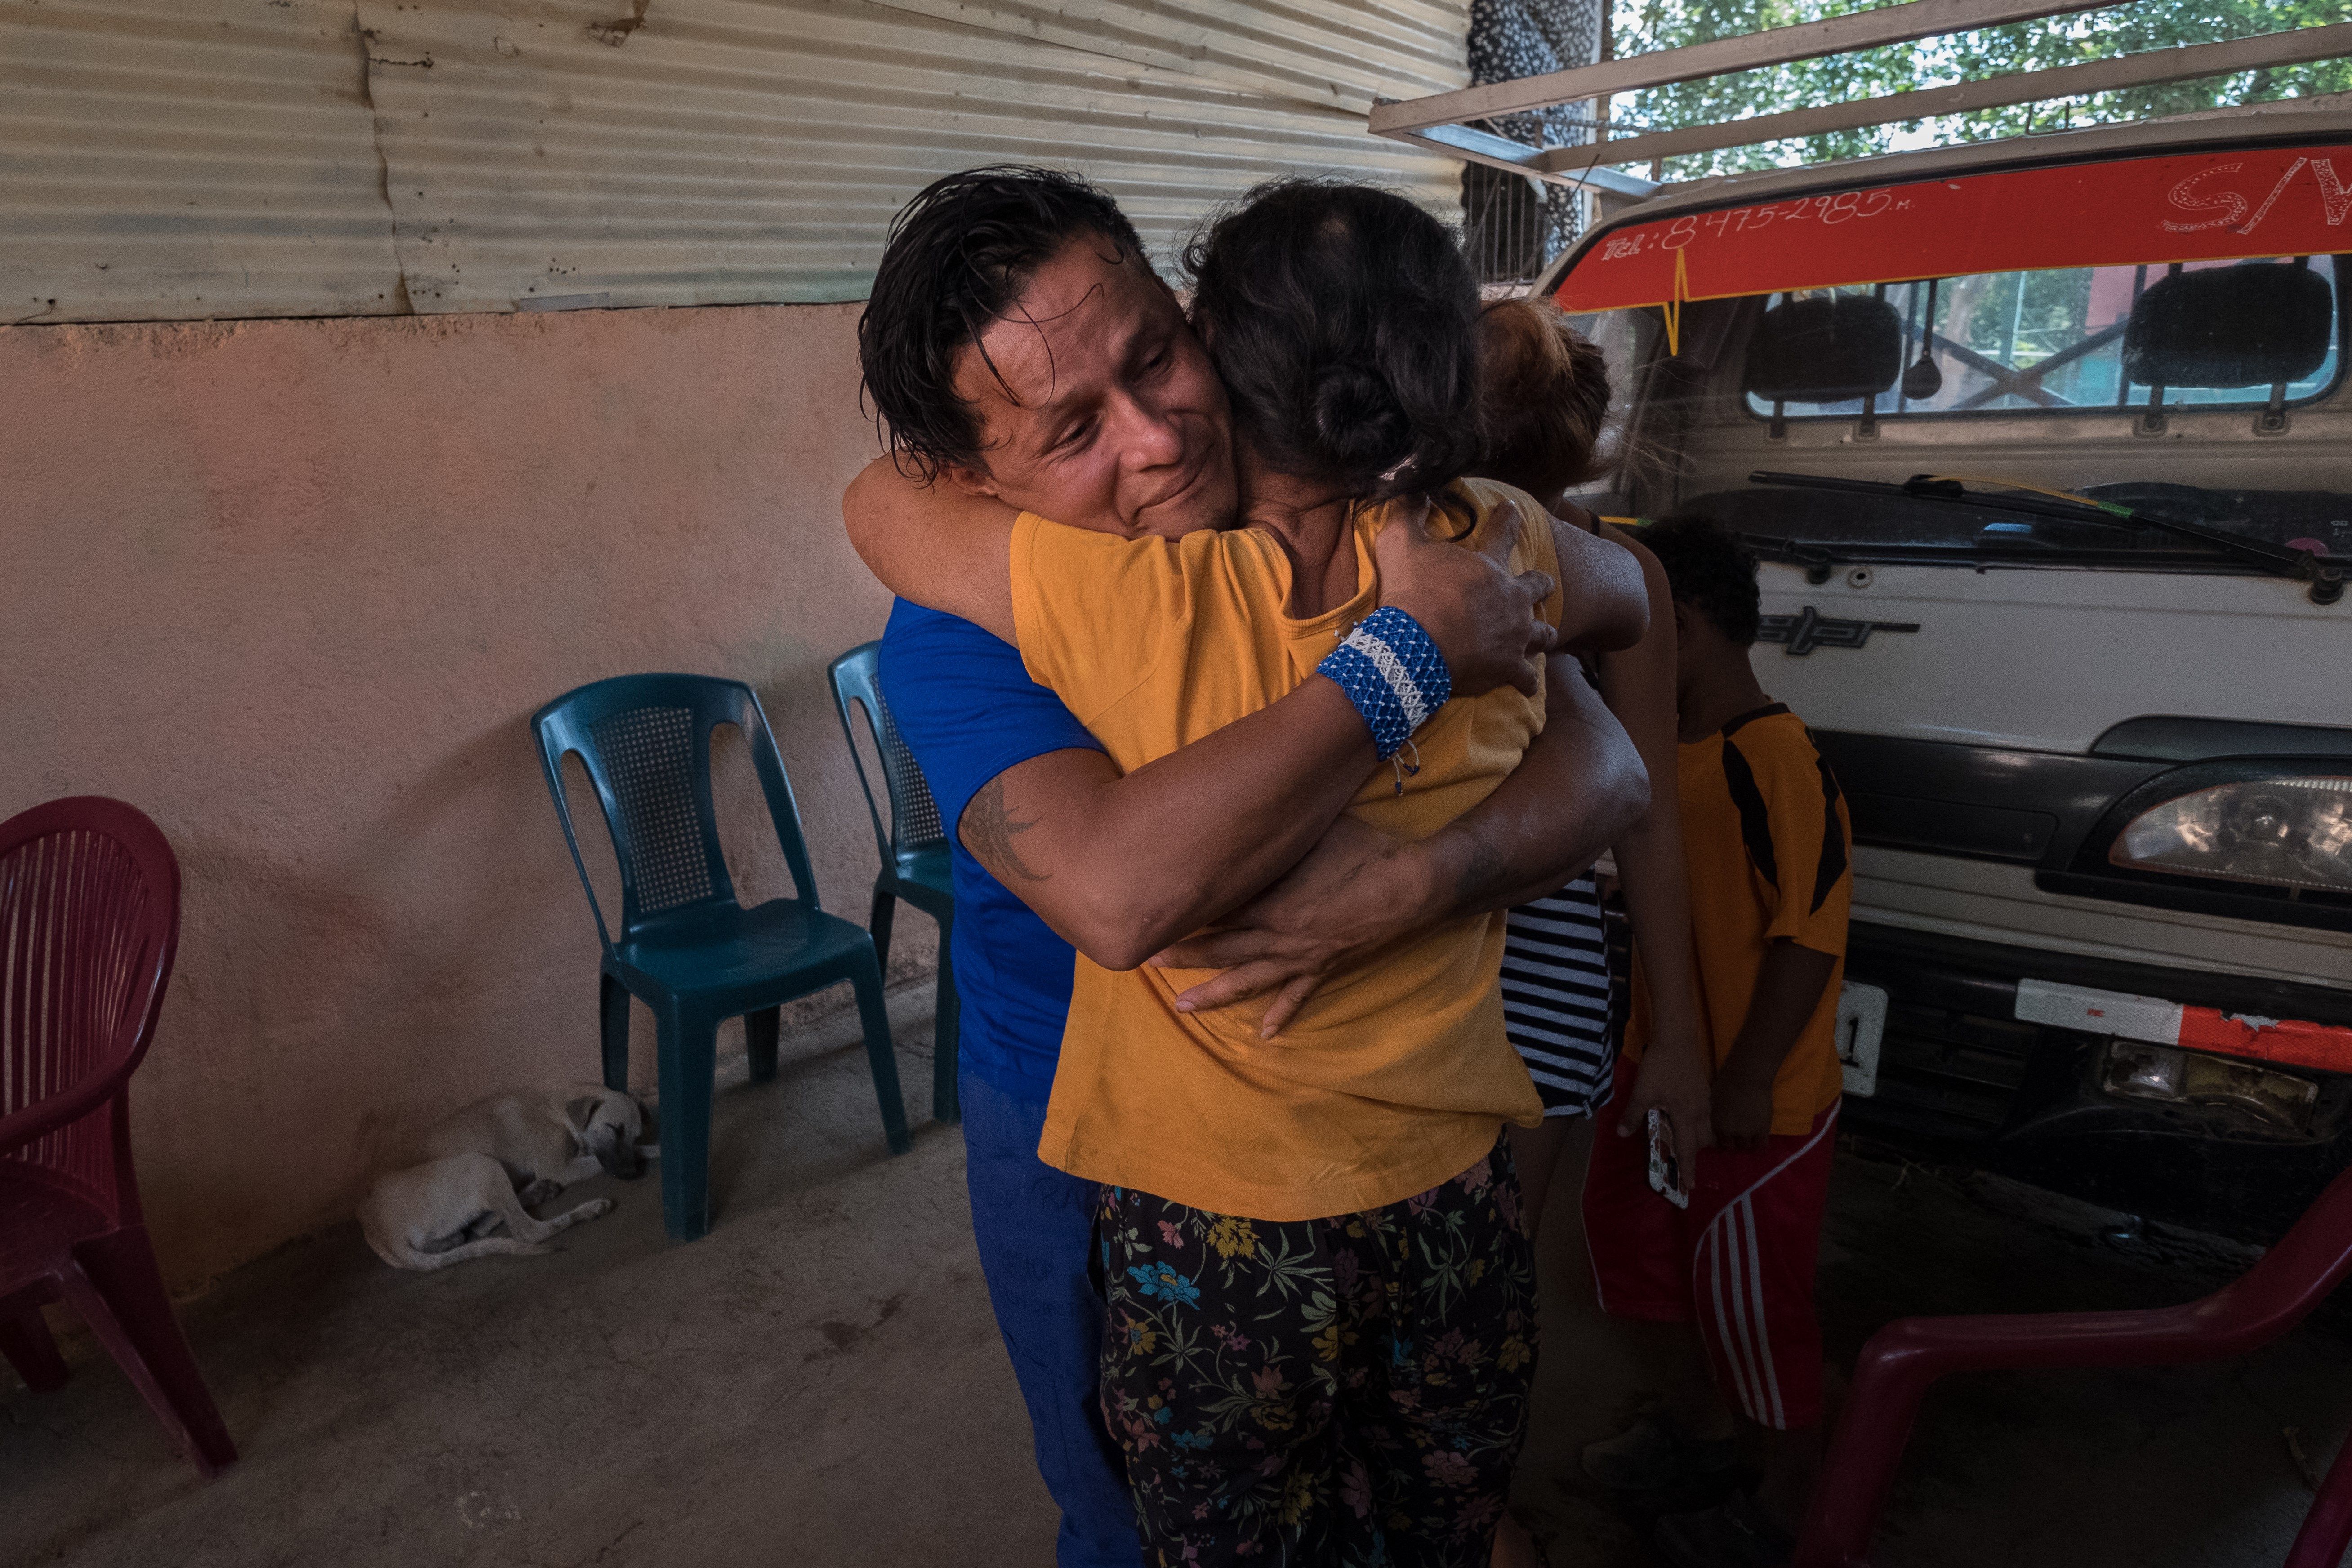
[1469,297,1613,503]
[858,166,1151,482]
[1183,180,1482,503]
[1643,514,1762,646]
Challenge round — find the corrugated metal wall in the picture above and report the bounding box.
[0,1,401,322]
[1,0,1467,323]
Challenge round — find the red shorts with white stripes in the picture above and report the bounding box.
[1581,1057,1838,1431]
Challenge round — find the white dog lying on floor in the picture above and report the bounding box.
[425,1082,655,1197]
[359,1083,656,1271]
[360,1154,612,1271]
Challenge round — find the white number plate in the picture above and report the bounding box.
[1837,981,1889,1097]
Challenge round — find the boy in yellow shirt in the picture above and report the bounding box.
[1579,517,1852,1568]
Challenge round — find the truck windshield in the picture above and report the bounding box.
[1742,259,2342,422]
[1552,140,2352,567]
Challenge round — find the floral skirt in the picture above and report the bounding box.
[1095,1135,1538,1567]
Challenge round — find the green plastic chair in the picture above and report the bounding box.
[828,643,960,1123]
[532,673,909,1242]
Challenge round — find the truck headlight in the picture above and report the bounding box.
[2098,1040,2318,1135]
[2109,776,2352,893]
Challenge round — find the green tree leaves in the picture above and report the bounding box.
[1610,0,2352,178]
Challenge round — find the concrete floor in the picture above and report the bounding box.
[6,990,2351,1568]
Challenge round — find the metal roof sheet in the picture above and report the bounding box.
[1,0,402,323]
[3,0,1466,323]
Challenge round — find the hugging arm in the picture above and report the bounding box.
[959,703,1375,971]
[846,460,1568,971]
[843,458,1020,641]
[1426,656,1649,912]
[1154,653,1651,1033]
[959,517,1570,971]
[849,460,1369,968]
[1549,513,1650,657]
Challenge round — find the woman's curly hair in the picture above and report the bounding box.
[1470,296,1614,504]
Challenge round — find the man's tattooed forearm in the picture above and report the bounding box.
[1450,831,1509,916]
[960,776,1050,882]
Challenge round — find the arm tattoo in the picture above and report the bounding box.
[1449,829,1510,917]
[961,776,1050,883]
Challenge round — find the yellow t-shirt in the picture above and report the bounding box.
[1626,704,1852,1135]
[1010,478,1564,1221]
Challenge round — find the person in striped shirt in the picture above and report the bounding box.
[1469,300,1716,1243]
[1470,298,1718,1568]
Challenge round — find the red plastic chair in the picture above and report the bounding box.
[0,796,235,1475]
[1797,1160,2352,1568]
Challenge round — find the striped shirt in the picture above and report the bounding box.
[1503,871,1617,1118]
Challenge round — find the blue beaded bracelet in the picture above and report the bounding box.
[1316,605,1453,760]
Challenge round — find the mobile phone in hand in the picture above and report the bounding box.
[1647,1109,1690,1209]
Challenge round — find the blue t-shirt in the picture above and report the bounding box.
[877,598,1100,1102]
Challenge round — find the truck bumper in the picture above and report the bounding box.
[1843,922,2352,1243]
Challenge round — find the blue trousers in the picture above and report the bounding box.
[961,1068,1143,1567]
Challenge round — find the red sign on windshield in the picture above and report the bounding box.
[1554,144,2352,313]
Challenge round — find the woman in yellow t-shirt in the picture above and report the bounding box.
[871,181,1645,1564]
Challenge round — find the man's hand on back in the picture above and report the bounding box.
[1373,506,1556,699]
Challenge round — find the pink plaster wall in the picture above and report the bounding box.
[0,303,925,1290]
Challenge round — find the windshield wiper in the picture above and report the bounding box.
[1750,472,2345,605]
[1737,531,2094,575]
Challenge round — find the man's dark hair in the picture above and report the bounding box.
[858,166,1151,482]
[1643,514,1762,646]
[1183,180,1481,503]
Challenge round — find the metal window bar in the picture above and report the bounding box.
[1462,163,1554,285]
[2118,265,2150,409]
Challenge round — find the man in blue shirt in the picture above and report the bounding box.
[856,168,1665,1566]
[877,605,1135,1558]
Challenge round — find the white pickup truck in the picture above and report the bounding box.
[1538,109,2352,1240]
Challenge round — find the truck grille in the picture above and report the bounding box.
[1861,1001,2045,1141]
